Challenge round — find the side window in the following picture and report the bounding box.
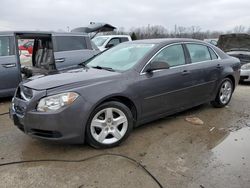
[55,36,87,52]
[0,36,14,56]
[106,38,120,47]
[120,37,129,42]
[186,44,211,63]
[208,47,218,60]
[152,44,186,67]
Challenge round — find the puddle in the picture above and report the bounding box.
[213,127,250,166]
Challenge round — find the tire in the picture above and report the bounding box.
[86,101,133,148]
[211,78,233,108]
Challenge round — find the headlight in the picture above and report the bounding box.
[37,92,79,112]
[241,63,250,70]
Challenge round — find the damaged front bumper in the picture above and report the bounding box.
[10,87,88,144]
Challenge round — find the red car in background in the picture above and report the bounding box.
[19,40,33,54]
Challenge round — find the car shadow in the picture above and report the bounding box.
[135,103,209,131]
[0,97,12,103]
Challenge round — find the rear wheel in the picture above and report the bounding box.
[211,78,233,108]
[86,101,133,148]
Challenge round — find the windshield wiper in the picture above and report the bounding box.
[78,53,101,67]
[78,62,88,67]
[91,66,115,72]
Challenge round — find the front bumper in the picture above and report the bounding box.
[240,69,250,81]
[10,92,89,144]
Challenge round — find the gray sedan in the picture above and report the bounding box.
[10,39,241,148]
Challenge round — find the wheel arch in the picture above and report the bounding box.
[225,74,235,91]
[92,95,138,124]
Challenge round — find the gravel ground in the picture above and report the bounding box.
[0,83,250,188]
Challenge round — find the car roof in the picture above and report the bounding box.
[129,38,204,45]
[95,35,131,38]
[0,31,88,36]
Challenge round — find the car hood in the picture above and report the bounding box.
[217,34,250,52]
[23,67,121,90]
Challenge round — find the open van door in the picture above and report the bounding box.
[0,34,21,97]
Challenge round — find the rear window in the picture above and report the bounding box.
[208,47,218,60]
[186,44,211,63]
[0,36,15,56]
[55,36,87,52]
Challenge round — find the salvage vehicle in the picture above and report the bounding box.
[92,35,132,51]
[10,38,241,148]
[217,33,250,82]
[0,31,99,97]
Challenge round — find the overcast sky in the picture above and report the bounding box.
[0,0,249,32]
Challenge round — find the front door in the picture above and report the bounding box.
[0,35,21,97]
[138,44,194,119]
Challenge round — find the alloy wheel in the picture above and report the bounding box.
[219,80,232,104]
[90,107,128,144]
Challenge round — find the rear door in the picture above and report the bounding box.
[183,43,221,104]
[0,35,21,96]
[53,35,97,70]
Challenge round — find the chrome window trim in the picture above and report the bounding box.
[140,41,221,75]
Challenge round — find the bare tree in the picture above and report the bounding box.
[233,25,245,33]
[104,24,249,40]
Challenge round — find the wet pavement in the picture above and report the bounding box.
[0,84,250,188]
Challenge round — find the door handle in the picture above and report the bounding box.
[182,70,190,75]
[2,63,16,68]
[216,64,222,69]
[55,58,65,63]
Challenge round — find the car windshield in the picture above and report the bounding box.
[86,43,155,71]
[92,37,109,47]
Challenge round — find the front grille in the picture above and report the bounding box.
[14,105,25,116]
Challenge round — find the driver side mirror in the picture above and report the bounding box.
[145,60,170,73]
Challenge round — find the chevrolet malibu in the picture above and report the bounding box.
[10,39,241,148]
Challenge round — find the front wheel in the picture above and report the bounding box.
[211,78,233,108]
[86,101,133,148]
